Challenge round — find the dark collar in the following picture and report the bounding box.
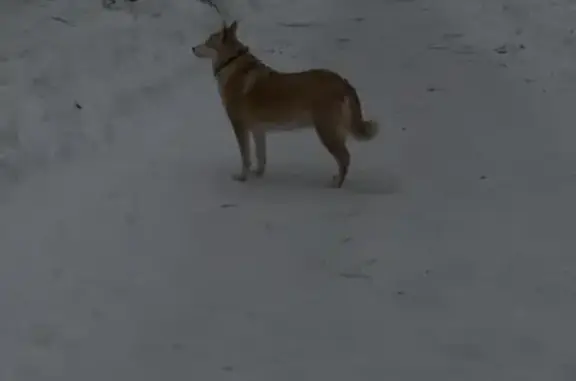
[214,48,249,76]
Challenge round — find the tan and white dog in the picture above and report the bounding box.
[192,20,378,188]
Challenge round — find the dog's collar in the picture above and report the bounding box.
[214,48,249,77]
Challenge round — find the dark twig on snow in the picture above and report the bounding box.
[51,16,74,26]
[198,0,224,19]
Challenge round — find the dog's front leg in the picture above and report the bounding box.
[230,120,251,182]
[251,129,266,177]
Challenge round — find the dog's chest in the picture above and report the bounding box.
[217,67,256,97]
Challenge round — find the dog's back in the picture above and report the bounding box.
[223,63,377,139]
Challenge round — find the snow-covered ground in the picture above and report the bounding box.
[1,0,576,379]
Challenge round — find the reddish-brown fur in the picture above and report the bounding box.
[192,21,378,187]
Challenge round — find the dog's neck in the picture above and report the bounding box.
[213,47,249,77]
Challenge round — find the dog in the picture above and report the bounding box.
[192,20,378,188]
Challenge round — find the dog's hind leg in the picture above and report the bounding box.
[230,120,251,182]
[315,121,350,188]
[251,129,267,177]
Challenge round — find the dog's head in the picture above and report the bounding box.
[192,21,240,60]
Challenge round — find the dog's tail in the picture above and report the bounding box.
[342,89,379,141]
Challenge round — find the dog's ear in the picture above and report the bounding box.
[228,20,238,37]
[221,20,238,42]
[220,23,228,42]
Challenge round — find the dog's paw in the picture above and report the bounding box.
[232,173,248,182]
[330,175,344,188]
[252,167,265,177]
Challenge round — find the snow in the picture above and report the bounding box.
[1,0,576,379]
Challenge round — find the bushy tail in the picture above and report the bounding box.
[342,90,379,141]
[352,119,379,141]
